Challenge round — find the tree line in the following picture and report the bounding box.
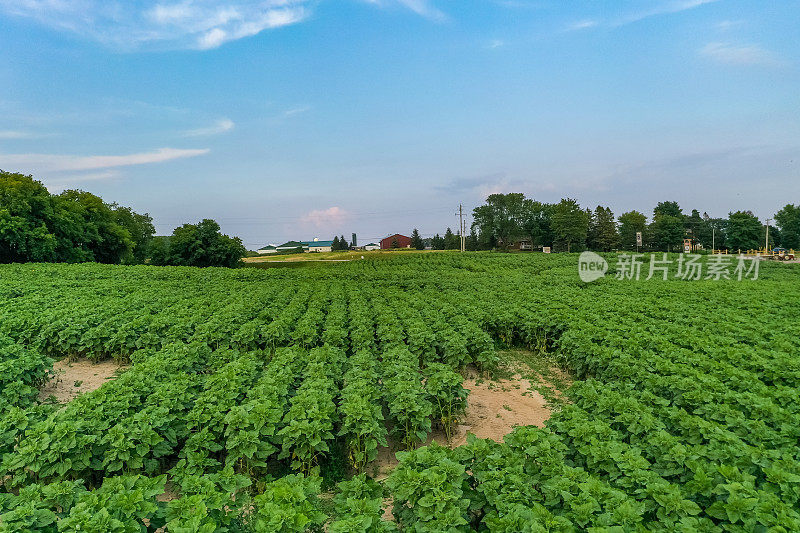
[0,171,245,267]
[416,193,800,253]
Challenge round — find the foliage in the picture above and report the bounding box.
[726,210,763,251]
[410,228,424,250]
[387,443,471,532]
[551,198,589,252]
[0,171,152,264]
[775,204,800,249]
[650,213,684,252]
[618,210,647,251]
[586,205,618,252]
[0,254,799,531]
[155,218,246,268]
[471,192,527,249]
[423,363,467,443]
[339,350,387,471]
[252,475,326,533]
[329,474,395,533]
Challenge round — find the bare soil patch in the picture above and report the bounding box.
[39,358,126,403]
[371,364,564,479]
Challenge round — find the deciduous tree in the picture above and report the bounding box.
[551,198,588,253]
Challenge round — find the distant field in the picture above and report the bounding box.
[243,248,455,262]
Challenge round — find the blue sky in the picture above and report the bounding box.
[1,0,798,248]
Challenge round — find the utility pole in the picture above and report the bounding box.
[712,226,715,253]
[456,204,466,252]
[765,218,772,254]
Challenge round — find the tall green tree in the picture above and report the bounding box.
[775,204,800,249]
[431,234,445,250]
[332,236,341,251]
[617,211,647,251]
[654,201,684,219]
[551,198,588,252]
[410,229,424,250]
[0,171,57,262]
[466,227,479,251]
[649,202,685,252]
[587,205,618,251]
[725,211,763,252]
[650,215,684,252]
[698,213,726,251]
[111,204,155,264]
[471,193,526,249]
[520,199,553,247]
[684,209,704,252]
[443,227,460,250]
[164,219,245,267]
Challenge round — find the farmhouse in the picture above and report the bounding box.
[380,234,412,249]
[305,240,334,253]
[364,243,380,251]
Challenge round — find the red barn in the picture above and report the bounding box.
[380,234,412,249]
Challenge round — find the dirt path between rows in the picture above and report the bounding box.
[39,358,126,403]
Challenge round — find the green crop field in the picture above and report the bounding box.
[1,254,799,532]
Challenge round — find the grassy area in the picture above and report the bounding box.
[243,249,458,263]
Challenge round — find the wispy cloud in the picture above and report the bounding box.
[0,130,38,139]
[362,0,446,22]
[283,105,311,118]
[0,0,449,50]
[567,0,718,32]
[614,0,719,27]
[183,118,235,137]
[300,206,350,229]
[700,42,784,67]
[567,19,598,32]
[0,1,310,50]
[715,19,744,31]
[1,147,209,173]
[487,39,505,49]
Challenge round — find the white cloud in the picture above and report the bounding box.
[183,118,235,136]
[488,39,504,49]
[1,147,209,173]
[567,19,598,31]
[569,0,718,32]
[283,105,311,118]
[615,0,720,26]
[0,130,36,139]
[362,0,446,22]
[0,0,310,50]
[396,0,445,21]
[300,206,350,229]
[715,19,744,31]
[0,0,448,50]
[700,42,783,67]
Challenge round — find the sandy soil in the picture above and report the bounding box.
[371,372,556,480]
[38,358,125,403]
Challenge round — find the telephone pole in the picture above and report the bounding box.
[456,204,466,252]
[765,218,772,254]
